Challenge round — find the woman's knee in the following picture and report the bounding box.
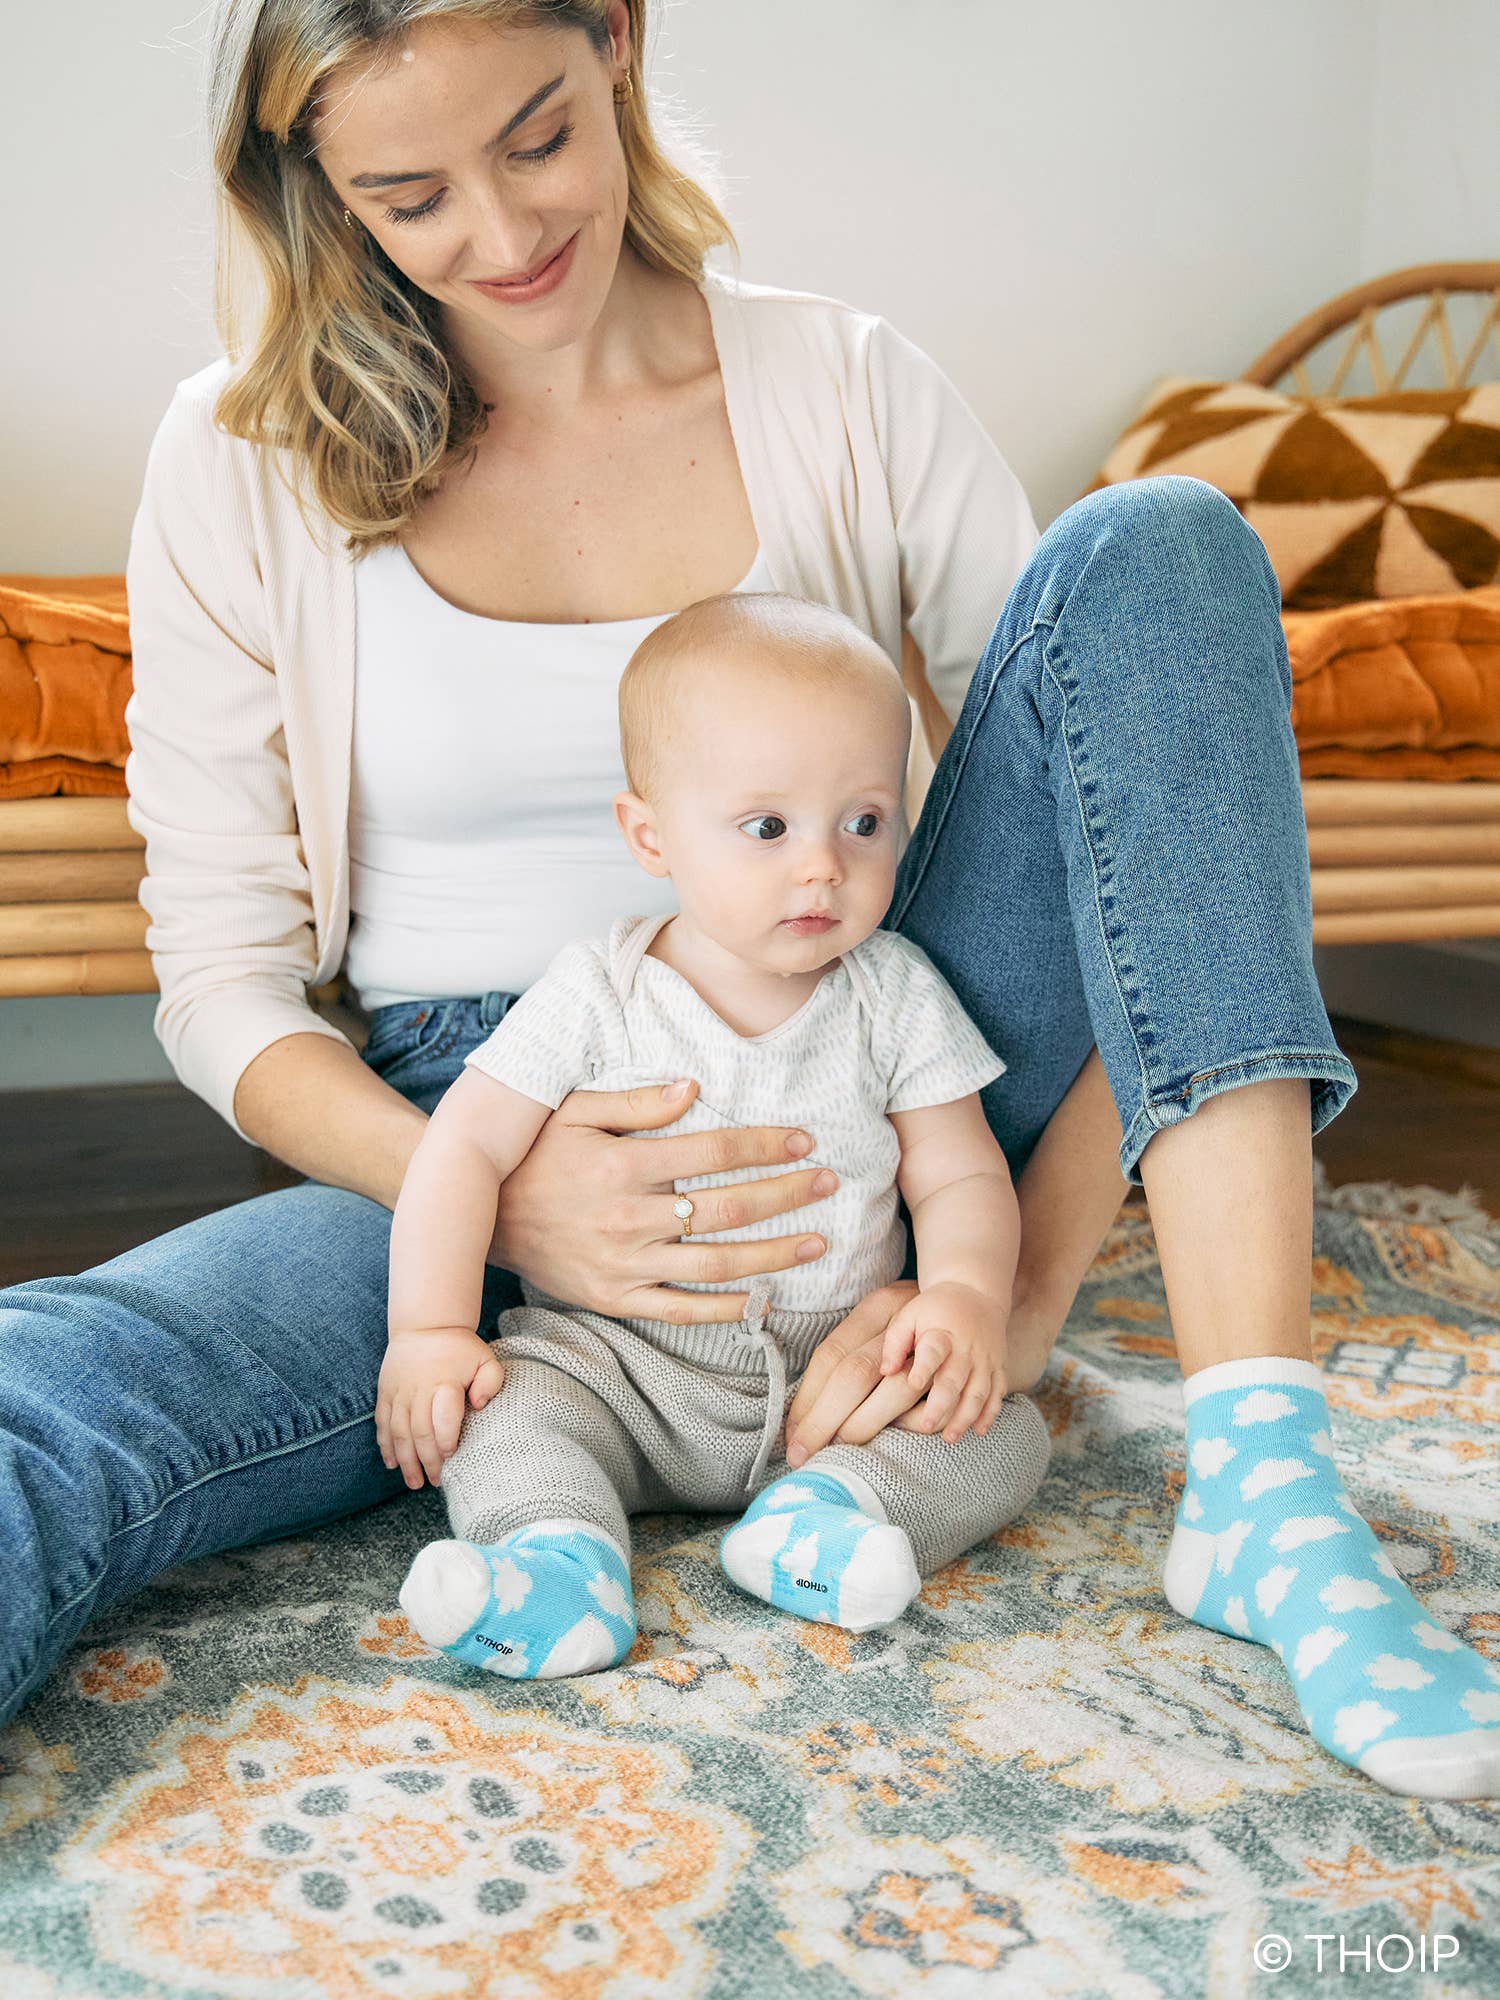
[1018,476,1290,728]
[1053,475,1279,613]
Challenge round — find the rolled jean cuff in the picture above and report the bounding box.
[1118,1048,1360,1185]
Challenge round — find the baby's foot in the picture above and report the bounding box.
[1165,1357,1500,1799]
[720,1466,919,1632]
[399,1518,635,1679]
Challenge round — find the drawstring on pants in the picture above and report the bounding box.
[741,1276,785,1492]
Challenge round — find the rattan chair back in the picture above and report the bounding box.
[1244,259,1500,398]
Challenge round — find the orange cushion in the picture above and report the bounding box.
[3,571,1500,803]
[1286,585,1500,780]
[0,575,131,799]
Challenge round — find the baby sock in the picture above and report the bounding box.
[1164,1356,1500,1799]
[720,1466,921,1633]
[399,1519,636,1680]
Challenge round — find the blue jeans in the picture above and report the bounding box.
[0,477,1355,1725]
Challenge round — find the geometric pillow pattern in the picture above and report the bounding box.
[1086,379,1500,611]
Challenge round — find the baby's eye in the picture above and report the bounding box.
[843,811,882,838]
[739,815,787,842]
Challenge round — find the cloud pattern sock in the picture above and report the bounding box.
[720,1467,921,1633]
[399,1518,635,1680]
[1163,1356,1500,1799]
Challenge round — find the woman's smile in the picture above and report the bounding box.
[469,228,580,303]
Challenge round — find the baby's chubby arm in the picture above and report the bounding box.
[379,1067,553,1490]
[880,1093,1021,1445]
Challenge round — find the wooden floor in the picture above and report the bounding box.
[1,1015,1496,1288]
[1309,1019,1500,1218]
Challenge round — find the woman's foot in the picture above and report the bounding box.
[1163,1357,1500,1799]
[720,1466,920,1632]
[399,1519,635,1679]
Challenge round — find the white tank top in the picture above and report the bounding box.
[346,542,771,1009]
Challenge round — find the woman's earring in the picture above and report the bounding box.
[613,72,634,104]
[342,207,355,228]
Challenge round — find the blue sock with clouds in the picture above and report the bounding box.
[399,1519,635,1680]
[1164,1356,1500,1799]
[720,1466,920,1633]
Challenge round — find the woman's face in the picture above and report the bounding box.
[311,8,631,357]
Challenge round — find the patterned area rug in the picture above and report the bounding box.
[2,1169,1497,1999]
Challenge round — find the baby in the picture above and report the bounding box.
[380,592,1051,1679]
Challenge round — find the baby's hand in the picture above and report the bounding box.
[878,1280,1010,1445]
[377,1328,507,1490]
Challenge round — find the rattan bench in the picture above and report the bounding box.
[0,797,149,997]
[1244,259,1500,944]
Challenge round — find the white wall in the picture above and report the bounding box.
[1362,0,1500,275]
[2,8,218,573]
[1,0,1493,1086]
[2,0,1380,569]
[663,0,1374,527]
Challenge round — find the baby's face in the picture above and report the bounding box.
[649,666,908,976]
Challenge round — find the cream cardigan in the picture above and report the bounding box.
[123,270,1040,1137]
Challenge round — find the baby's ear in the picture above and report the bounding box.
[612,790,670,877]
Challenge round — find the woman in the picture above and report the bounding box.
[3,0,1490,1799]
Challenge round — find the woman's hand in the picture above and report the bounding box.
[488,1078,840,1321]
[784,1280,1065,1467]
[783,1282,924,1465]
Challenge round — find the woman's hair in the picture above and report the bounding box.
[207,0,736,546]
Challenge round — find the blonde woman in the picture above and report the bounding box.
[4,0,1490,1798]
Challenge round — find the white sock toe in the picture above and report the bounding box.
[399,1539,490,1647]
[1360,1727,1500,1802]
[838,1523,921,1632]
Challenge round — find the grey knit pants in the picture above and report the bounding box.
[439,1281,1051,1575]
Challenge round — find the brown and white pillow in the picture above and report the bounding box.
[1086,379,1500,610]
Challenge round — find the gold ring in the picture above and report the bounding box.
[673,1194,695,1238]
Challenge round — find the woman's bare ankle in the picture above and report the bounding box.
[1005,1285,1069,1391]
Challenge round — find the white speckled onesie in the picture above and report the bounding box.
[440,915,1051,1572]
